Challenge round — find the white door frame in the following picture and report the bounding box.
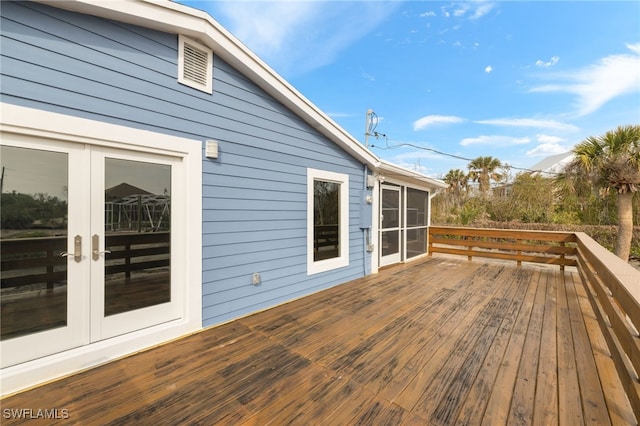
[379,185,402,267]
[0,137,91,368]
[90,147,184,341]
[0,103,202,396]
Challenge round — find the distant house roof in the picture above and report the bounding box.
[105,182,151,199]
[45,0,444,190]
[529,152,574,177]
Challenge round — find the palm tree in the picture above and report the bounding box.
[567,125,640,261]
[444,169,468,199]
[468,156,502,195]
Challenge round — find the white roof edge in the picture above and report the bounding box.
[377,159,447,189]
[39,0,380,167]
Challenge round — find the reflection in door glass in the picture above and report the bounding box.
[104,158,171,316]
[1,146,68,340]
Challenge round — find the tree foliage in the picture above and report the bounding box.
[431,125,640,261]
[467,156,502,195]
[562,125,640,260]
[0,192,67,230]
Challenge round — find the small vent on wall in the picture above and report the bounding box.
[178,35,213,94]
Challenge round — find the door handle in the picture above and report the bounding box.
[92,234,111,261]
[60,235,82,263]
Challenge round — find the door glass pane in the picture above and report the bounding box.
[1,146,68,340]
[104,158,171,316]
[313,179,340,261]
[382,189,399,229]
[381,230,399,257]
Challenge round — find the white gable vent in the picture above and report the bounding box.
[178,35,213,94]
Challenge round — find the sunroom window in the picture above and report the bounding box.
[307,169,349,275]
[406,188,429,259]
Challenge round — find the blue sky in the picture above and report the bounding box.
[180,1,640,178]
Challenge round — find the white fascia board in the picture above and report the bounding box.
[377,159,448,191]
[40,0,380,168]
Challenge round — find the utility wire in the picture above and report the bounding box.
[369,134,565,176]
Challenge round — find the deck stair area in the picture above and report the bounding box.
[1,227,639,425]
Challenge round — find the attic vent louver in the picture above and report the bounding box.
[178,35,213,94]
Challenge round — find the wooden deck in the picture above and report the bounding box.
[1,256,634,425]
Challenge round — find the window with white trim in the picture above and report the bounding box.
[307,168,349,275]
[178,35,213,94]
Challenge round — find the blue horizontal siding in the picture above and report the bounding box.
[0,1,371,328]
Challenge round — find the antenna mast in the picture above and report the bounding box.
[365,109,377,147]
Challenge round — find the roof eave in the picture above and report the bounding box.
[39,0,380,167]
[377,159,447,190]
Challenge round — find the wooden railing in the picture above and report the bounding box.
[0,236,66,289]
[428,226,640,422]
[105,232,170,278]
[314,225,339,251]
[0,232,169,289]
[428,226,577,269]
[574,232,640,422]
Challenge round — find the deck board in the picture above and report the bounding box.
[1,256,634,425]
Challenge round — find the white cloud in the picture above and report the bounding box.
[211,1,400,76]
[530,43,640,116]
[485,65,493,73]
[420,11,437,17]
[389,150,463,177]
[361,70,376,82]
[413,115,464,131]
[535,56,560,67]
[536,134,565,144]
[470,2,496,19]
[460,135,530,146]
[475,118,579,131]
[526,143,568,157]
[442,2,496,20]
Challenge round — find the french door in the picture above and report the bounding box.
[380,185,401,267]
[1,137,182,367]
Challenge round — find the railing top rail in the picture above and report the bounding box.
[575,232,640,327]
[429,226,577,243]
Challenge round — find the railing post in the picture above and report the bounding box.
[516,238,522,267]
[125,242,131,279]
[46,247,54,291]
[464,236,472,262]
[560,242,565,271]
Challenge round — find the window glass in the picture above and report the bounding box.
[407,228,427,259]
[313,180,340,261]
[1,146,69,340]
[407,188,428,227]
[104,158,171,316]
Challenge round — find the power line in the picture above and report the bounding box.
[369,135,565,176]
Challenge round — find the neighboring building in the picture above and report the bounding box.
[529,152,575,177]
[0,0,445,395]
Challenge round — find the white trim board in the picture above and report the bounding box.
[307,168,350,275]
